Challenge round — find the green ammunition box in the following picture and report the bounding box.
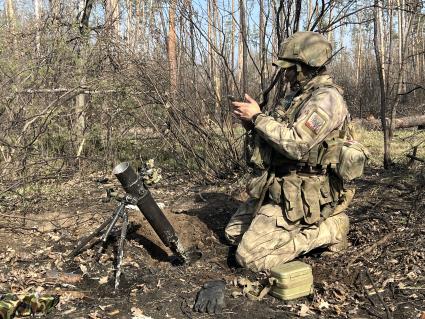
[269,261,313,300]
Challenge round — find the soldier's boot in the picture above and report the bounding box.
[328,237,348,252]
[322,237,349,257]
[322,213,350,256]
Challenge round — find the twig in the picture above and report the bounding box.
[359,306,385,319]
[406,154,425,163]
[197,192,207,202]
[351,214,391,228]
[356,270,377,308]
[365,268,393,319]
[179,297,193,319]
[348,232,395,269]
[407,146,419,167]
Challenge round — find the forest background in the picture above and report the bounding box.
[0,0,424,192]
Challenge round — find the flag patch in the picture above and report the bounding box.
[305,112,326,134]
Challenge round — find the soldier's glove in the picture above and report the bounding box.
[193,280,225,314]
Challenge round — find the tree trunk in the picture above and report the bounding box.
[307,0,312,29]
[259,0,266,91]
[134,0,140,50]
[185,0,195,65]
[238,0,248,95]
[293,0,302,32]
[74,0,95,161]
[5,0,16,50]
[49,0,59,20]
[126,0,132,47]
[167,0,178,97]
[354,114,425,130]
[373,0,391,168]
[34,0,42,54]
[79,0,94,35]
[212,0,222,116]
[105,0,120,39]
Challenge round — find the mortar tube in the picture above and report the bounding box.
[113,162,187,262]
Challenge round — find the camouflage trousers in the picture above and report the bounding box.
[225,199,349,273]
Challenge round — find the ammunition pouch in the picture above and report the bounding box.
[245,112,364,225]
[279,172,333,224]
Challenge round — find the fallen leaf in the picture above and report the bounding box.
[88,311,100,318]
[131,307,144,316]
[332,286,347,302]
[79,264,88,275]
[62,307,77,315]
[46,270,82,284]
[99,304,112,311]
[298,304,314,317]
[99,276,108,285]
[407,271,417,280]
[318,300,330,310]
[108,309,120,316]
[333,304,343,315]
[59,291,86,300]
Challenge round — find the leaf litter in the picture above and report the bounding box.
[0,167,423,318]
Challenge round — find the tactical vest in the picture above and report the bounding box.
[246,81,348,226]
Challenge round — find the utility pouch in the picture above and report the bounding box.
[247,170,269,199]
[319,176,332,206]
[282,173,304,222]
[319,137,344,167]
[248,134,272,170]
[301,176,321,224]
[268,177,282,204]
[336,141,370,181]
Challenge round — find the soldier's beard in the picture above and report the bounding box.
[290,80,301,91]
[292,70,314,91]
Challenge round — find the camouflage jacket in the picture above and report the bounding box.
[247,74,349,225]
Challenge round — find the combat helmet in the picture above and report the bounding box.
[273,31,332,69]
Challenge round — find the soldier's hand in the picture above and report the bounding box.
[232,94,261,121]
[193,280,225,314]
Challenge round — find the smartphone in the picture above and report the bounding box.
[227,95,237,102]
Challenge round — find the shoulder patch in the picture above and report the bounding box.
[305,111,326,135]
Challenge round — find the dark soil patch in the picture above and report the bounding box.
[0,167,424,318]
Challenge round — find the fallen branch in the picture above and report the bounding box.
[365,268,393,319]
[406,154,425,163]
[353,113,425,130]
[348,232,395,269]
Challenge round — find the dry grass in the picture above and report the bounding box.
[357,127,425,167]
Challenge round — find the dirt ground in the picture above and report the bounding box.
[0,165,424,319]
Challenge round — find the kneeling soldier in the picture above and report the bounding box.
[227,31,353,273]
[194,31,357,314]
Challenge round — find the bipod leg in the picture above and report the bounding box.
[98,201,126,254]
[115,209,128,290]
[69,215,114,258]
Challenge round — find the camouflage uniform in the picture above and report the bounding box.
[225,32,353,273]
